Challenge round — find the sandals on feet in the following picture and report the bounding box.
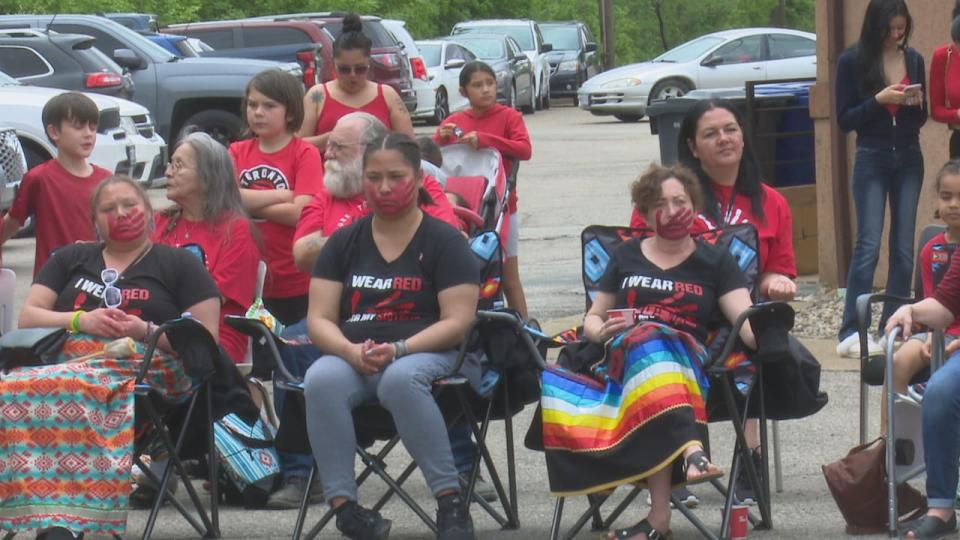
[684,450,724,485]
[906,514,958,539]
[602,518,672,540]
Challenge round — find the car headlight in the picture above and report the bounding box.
[601,77,642,89]
[558,60,579,72]
[119,116,138,137]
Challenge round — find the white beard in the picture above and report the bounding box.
[324,156,363,198]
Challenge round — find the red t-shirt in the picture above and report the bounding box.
[930,44,960,126]
[919,232,960,336]
[435,104,532,213]
[8,159,111,275]
[229,137,323,299]
[294,176,458,241]
[630,182,796,279]
[152,212,260,362]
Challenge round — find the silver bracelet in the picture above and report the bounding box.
[392,340,408,360]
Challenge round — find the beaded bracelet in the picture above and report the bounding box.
[392,339,408,360]
[68,310,83,333]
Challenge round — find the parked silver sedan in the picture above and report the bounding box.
[578,27,816,122]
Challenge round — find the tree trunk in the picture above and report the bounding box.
[651,0,668,51]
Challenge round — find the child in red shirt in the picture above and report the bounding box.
[230,69,324,325]
[1,92,112,275]
[434,61,532,317]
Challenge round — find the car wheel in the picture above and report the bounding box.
[519,83,534,114]
[181,109,244,146]
[542,76,551,110]
[429,88,449,126]
[650,78,692,102]
[614,114,644,122]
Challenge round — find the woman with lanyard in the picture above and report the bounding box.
[629,98,797,507]
[930,12,960,158]
[298,13,414,154]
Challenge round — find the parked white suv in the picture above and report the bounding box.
[452,19,553,110]
[0,70,165,188]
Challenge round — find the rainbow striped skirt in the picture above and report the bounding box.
[0,334,193,536]
[540,322,711,496]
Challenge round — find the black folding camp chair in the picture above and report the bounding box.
[226,307,546,539]
[545,223,795,540]
[127,316,222,540]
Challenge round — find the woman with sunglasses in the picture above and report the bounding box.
[0,175,222,540]
[298,12,415,154]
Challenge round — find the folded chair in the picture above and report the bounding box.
[545,223,796,540]
[855,224,951,537]
[128,316,223,540]
[226,307,546,539]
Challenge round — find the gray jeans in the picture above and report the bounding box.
[303,350,461,502]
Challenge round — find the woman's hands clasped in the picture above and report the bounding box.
[345,339,398,375]
[78,308,149,339]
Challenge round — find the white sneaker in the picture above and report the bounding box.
[837,333,882,358]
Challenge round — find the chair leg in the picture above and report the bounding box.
[672,494,722,540]
[456,388,515,528]
[292,464,317,540]
[549,497,564,540]
[502,385,520,528]
[599,485,643,530]
[772,420,784,493]
[860,381,870,446]
[357,445,438,534]
[206,383,220,538]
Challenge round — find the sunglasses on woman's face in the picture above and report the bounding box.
[336,64,370,76]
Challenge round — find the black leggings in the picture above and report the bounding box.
[951,130,960,159]
[264,294,309,327]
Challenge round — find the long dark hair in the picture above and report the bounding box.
[857,0,912,96]
[676,99,765,224]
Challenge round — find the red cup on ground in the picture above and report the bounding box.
[730,504,749,539]
[606,308,637,321]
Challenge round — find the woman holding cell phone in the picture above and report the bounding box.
[834,0,927,358]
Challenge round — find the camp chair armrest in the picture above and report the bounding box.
[705,301,793,370]
[856,293,916,367]
[443,309,549,380]
[137,316,216,384]
[224,315,300,384]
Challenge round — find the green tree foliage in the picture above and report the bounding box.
[4,0,813,67]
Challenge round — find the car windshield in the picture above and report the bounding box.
[540,25,579,50]
[455,25,533,50]
[0,71,20,85]
[453,38,505,60]
[419,44,442,67]
[654,35,724,63]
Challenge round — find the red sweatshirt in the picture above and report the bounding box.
[435,104,532,212]
[930,43,960,126]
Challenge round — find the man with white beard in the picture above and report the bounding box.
[292,112,456,272]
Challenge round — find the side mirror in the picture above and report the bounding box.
[701,56,723,68]
[585,42,597,53]
[540,42,553,53]
[444,58,466,70]
[113,48,146,70]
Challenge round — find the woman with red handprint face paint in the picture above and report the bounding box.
[0,175,231,538]
[539,163,757,540]
[303,133,482,539]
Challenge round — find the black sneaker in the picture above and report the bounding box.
[335,500,392,540]
[734,449,762,506]
[436,493,475,540]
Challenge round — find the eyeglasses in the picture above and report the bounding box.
[101,268,122,309]
[327,140,364,154]
[167,158,193,173]
[336,64,370,75]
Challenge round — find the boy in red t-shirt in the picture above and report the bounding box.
[435,61,532,317]
[1,92,112,275]
[229,69,324,325]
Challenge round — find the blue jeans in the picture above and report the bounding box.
[838,144,924,341]
[922,351,960,508]
[275,319,320,480]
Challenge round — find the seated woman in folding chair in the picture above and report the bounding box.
[0,175,222,540]
[886,245,960,539]
[547,163,756,540]
[303,132,481,540]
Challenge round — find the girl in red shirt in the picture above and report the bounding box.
[929,13,960,158]
[434,61,533,317]
[229,69,324,325]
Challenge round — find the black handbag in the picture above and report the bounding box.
[0,327,68,371]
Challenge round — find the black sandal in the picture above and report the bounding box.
[907,513,958,539]
[602,518,671,540]
[684,450,724,485]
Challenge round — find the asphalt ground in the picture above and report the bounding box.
[1,105,895,539]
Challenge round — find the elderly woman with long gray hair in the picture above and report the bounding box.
[152,131,262,363]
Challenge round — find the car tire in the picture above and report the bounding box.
[429,88,449,126]
[614,114,644,122]
[520,83,534,114]
[542,76,551,110]
[181,109,244,146]
[650,78,692,102]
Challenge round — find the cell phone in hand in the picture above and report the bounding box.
[903,83,922,94]
[452,126,465,138]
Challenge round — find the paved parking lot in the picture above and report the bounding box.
[2,106,881,539]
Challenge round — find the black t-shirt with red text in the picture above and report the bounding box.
[35,242,220,325]
[313,214,479,344]
[598,239,748,344]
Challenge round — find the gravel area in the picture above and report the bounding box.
[792,286,884,339]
